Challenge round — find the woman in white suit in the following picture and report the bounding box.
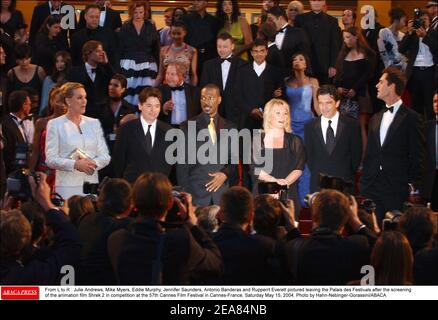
[45,82,110,200]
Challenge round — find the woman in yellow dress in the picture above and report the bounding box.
[216,0,253,60]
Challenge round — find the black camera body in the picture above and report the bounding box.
[166,188,189,224]
[304,175,354,208]
[413,8,425,29]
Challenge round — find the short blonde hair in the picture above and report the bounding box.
[288,1,304,14]
[263,99,292,133]
[60,82,85,103]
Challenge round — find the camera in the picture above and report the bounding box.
[166,187,189,224]
[359,198,377,214]
[6,143,34,201]
[258,182,289,205]
[413,8,425,29]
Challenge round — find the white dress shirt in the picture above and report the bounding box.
[99,7,106,27]
[379,100,403,146]
[414,37,435,67]
[140,116,157,146]
[170,85,188,125]
[85,62,96,82]
[49,1,60,15]
[253,61,267,77]
[45,115,110,198]
[221,54,232,90]
[321,112,340,143]
[275,23,288,50]
[10,113,34,145]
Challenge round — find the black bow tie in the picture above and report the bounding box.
[221,57,232,63]
[384,106,394,113]
[100,6,106,12]
[91,68,96,74]
[171,85,184,91]
[278,26,287,34]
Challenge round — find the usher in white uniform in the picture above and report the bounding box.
[45,115,110,199]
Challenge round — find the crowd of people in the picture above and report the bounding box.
[0,0,437,286]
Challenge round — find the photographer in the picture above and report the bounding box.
[0,172,82,285]
[284,189,376,285]
[107,173,223,285]
[399,9,437,120]
[77,178,132,285]
[213,187,284,285]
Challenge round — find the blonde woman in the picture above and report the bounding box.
[287,1,304,26]
[45,82,110,200]
[252,98,305,218]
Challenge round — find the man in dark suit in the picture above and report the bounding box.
[67,40,114,118]
[78,0,122,32]
[177,84,237,206]
[107,172,223,285]
[200,32,247,123]
[399,11,438,120]
[183,0,220,79]
[256,21,286,73]
[304,85,362,193]
[284,189,372,285]
[1,90,33,176]
[422,91,438,210]
[213,187,282,285]
[70,4,119,68]
[159,62,201,127]
[360,67,426,222]
[295,0,341,84]
[239,39,283,130]
[266,6,310,76]
[29,1,75,47]
[112,88,173,184]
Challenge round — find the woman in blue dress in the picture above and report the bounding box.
[284,52,319,205]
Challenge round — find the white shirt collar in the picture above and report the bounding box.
[268,42,276,48]
[321,111,340,124]
[49,1,61,13]
[140,117,157,144]
[385,99,403,114]
[253,61,267,76]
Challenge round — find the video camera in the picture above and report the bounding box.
[413,8,425,29]
[6,143,33,201]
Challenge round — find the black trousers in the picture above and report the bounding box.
[430,170,438,211]
[362,172,409,223]
[408,66,436,120]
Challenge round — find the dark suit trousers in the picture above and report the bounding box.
[431,170,438,211]
[363,172,409,223]
[408,66,436,120]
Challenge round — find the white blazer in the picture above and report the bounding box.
[45,115,110,187]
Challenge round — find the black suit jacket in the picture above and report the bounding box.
[212,223,283,285]
[280,26,311,76]
[70,26,119,68]
[112,119,173,184]
[200,56,248,123]
[1,114,26,175]
[107,219,223,285]
[176,113,237,206]
[29,2,75,47]
[158,84,201,125]
[239,62,283,129]
[267,44,286,76]
[398,29,438,80]
[360,105,425,194]
[295,12,341,78]
[422,119,437,199]
[78,7,122,31]
[67,63,114,118]
[304,115,362,192]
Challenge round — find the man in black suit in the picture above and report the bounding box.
[304,85,362,193]
[239,39,283,130]
[78,0,122,32]
[67,40,114,118]
[159,62,201,127]
[70,4,119,68]
[200,32,247,123]
[213,187,282,285]
[284,189,373,285]
[183,0,220,79]
[256,21,286,73]
[1,90,33,176]
[266,6,310,76]
[360,67,426,222]
[107,172,223,285]
[295,0,341,84]
[176,84,237,206]
[422,91,438,210]
[29,1,75,47]
[399,11,438,120]
[112,88,173,184]
[97,74,137,178]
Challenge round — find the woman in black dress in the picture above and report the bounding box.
[252,98,305,219]
[118,1,160,105]
[0,0,24,37]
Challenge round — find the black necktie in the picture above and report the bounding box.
[326,120,335,154]
[385,106,394,113]
[171,85,184,91]
[221,57,232,63]
[145,125,152,154]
